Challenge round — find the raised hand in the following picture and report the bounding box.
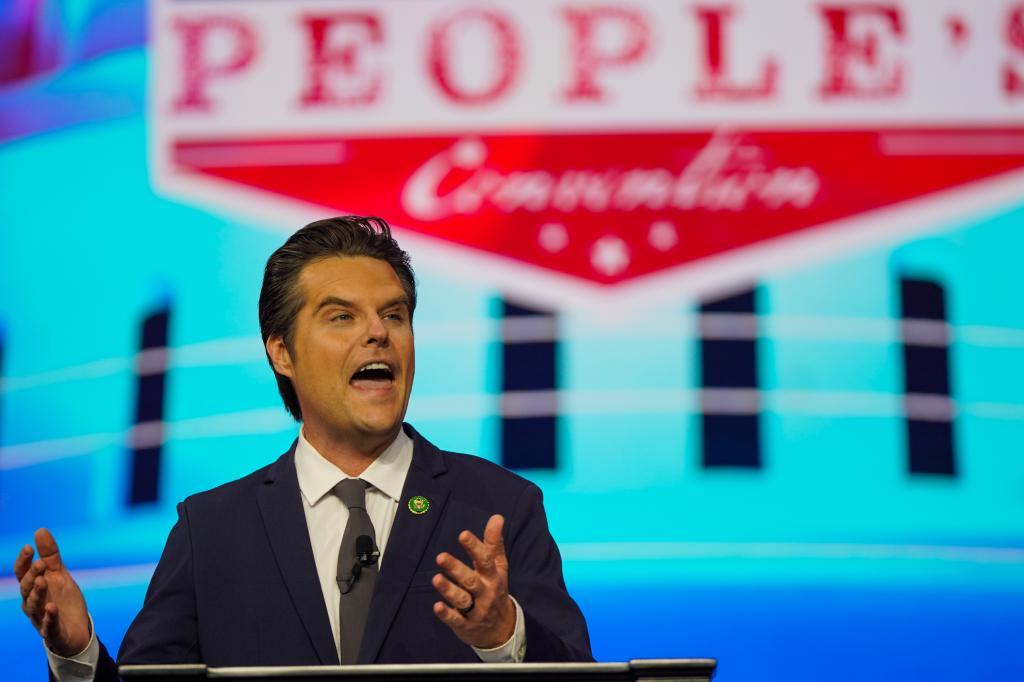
[13,528,91,657]
[432,514,516,650]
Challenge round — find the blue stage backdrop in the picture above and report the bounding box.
[2,1,1024,680]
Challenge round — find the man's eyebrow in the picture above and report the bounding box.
[314,296,410,312]
[314,296,355,312]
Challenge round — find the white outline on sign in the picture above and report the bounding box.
[150,142,1024,315]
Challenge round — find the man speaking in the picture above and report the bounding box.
[15,216,592,680]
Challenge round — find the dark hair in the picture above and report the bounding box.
[258,216,417,421]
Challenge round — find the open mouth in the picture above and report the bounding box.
[350,361,395,387]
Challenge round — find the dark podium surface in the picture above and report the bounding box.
[119,659,716,682]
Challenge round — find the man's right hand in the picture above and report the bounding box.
[14,528,91,657]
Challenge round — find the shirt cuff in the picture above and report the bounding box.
[46,614,99,682]
[472,595,526,663]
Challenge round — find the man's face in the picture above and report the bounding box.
[268,256,415,451]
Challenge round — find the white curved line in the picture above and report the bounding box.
[3,316,1024,396]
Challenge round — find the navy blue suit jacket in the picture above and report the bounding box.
[95,424,590,676]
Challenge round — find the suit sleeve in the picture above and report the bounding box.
[116,502,202,665]
[506,484,593,662]
[93,641,119,682]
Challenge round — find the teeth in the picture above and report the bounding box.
[359,362,391,372]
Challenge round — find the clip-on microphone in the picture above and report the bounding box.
[339,535,379,595]
[355,535,380,567]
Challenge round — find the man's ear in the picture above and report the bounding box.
[266,335,294,378]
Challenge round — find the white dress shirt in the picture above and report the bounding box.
[294,428,524,662]
[48,428,525,681]
[294,426,412,653]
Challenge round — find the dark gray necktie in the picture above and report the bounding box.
[335,478,379,664]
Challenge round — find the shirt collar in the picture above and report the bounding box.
[295,427,413,507]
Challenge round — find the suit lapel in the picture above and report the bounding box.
[359,425,449,663]
[256,445,339,664]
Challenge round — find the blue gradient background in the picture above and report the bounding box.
[2,2,1023,680]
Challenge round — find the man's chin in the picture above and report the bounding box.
[352,415,405,441]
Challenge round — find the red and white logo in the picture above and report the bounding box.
[153,0,1024,309]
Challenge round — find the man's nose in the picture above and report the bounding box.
[364,316,389,345]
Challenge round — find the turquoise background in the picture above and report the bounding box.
[2,3,1024,680]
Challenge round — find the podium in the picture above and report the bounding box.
[119,660,716,682]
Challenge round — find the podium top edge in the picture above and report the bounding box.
[119,659,717,677]
[628,659,718,668]
[207,663,629,677]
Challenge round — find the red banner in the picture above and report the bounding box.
[155,0,1024,304]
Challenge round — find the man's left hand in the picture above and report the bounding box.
[433,514,516,649]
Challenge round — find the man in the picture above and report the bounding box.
[15,216,592,680]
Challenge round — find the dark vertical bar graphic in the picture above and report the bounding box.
[500,300,558,470]
[129,307,171,504]
[900,277,956,476]
[700,288,762,468]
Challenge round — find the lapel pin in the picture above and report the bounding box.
[408,495,430,515]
